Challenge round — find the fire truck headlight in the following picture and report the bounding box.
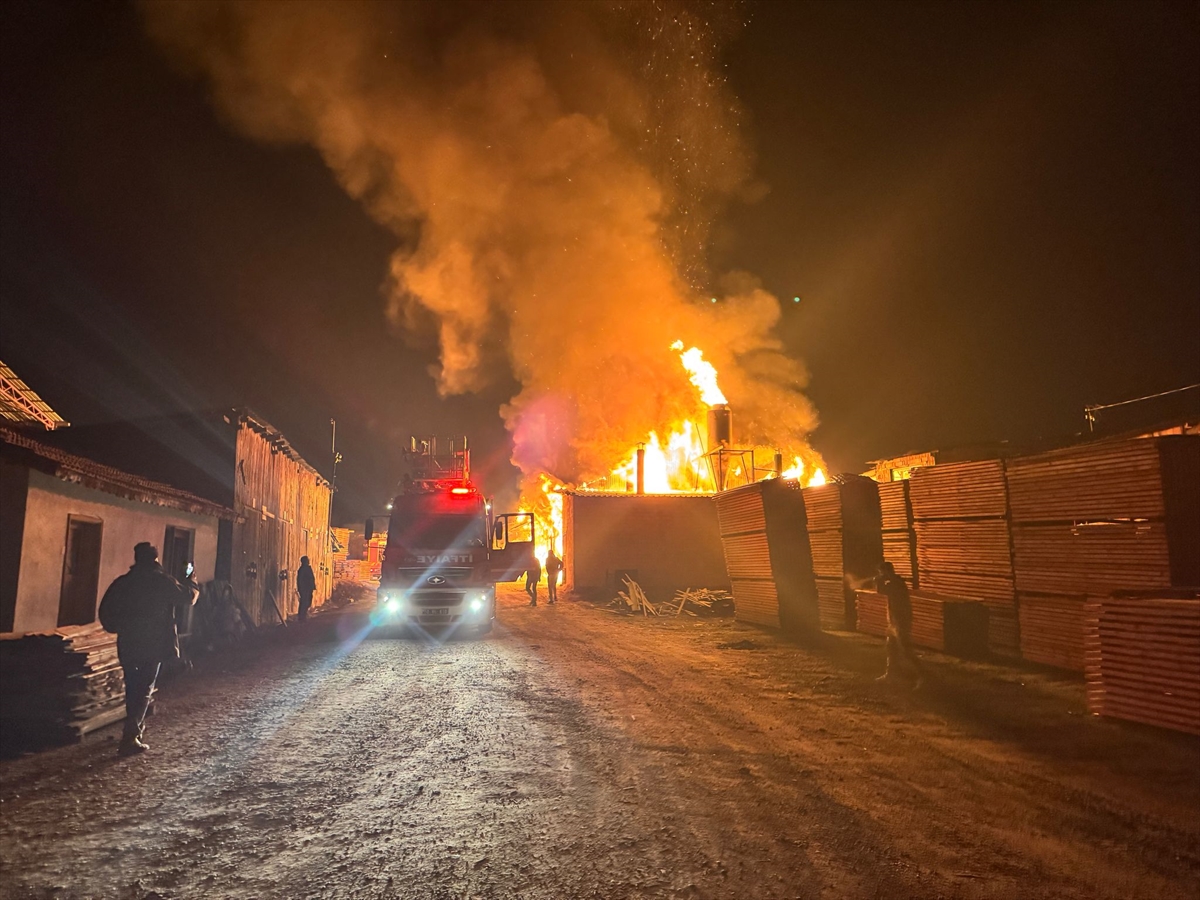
[386,596,402,614]
[469,597,484,614]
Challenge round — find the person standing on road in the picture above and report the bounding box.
[525,556,542,607]
[98,542,199,756]
[874,560,923,687]
[544,550,562,604]
[297,555,317,621]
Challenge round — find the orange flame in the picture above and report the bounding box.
[671,340,727,405]
[611,422,713,493]
[780,456,827,487]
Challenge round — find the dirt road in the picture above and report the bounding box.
[2,587,1198,899]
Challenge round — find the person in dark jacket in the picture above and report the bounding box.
[297,556,317,621]
[98,542,198,756]
[874,560,923,687]
[544,550,562,605]
[525,556,542,607]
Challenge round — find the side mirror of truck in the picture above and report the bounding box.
[364,520,374,543]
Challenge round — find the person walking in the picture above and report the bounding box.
[296,555,317,621]
[525,556,542,607]
[544,550,562,604]
[874,560,923,687]
[98,542,198,756]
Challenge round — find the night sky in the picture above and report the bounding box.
[2,0,1197,522]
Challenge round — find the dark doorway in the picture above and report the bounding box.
[162,525,194,582]
[58,516,103,627]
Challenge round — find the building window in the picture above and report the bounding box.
[59,516,103,627]
[162,526,195,582]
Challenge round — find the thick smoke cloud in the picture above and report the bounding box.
[143,0,821,486]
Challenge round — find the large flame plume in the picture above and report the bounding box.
[143,2,826,562]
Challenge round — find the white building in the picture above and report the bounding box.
[0,427,233,634]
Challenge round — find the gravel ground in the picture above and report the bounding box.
[1,586,1198,900]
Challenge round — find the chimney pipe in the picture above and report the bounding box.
[774,450,783,477]
[636,445,645,495]
[707,404,732,449]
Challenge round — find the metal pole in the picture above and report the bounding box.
[636,445,645,495]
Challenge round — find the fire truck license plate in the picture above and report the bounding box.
[424,609,450,618]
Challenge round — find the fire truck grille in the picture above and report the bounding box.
[412,593,462,607]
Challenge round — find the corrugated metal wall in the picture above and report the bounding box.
[230,424,332,625]
[563,494,729,598]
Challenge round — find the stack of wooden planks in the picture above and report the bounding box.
[715,479,819,636]
[855,589,989,658]
[0,624,125,748]
[803,477,882,630]
[878,480,919,587]
[1085,594,1200,735]
[910,459,1019,656]
[1007,437,1200,670]
[854,590,890,637]
[1017,593,1087,670]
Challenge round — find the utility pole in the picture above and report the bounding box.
[330,418,342,495]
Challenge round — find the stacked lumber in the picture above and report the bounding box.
[1085,595,1200,735]
[878,480,918,586]
[910,460,1019,656]
[1007,437,1200,669]
[0,624,125,748]
[803,477,882,630]
[1018,593,1086,670]
[854,590,889,637]
[855,589,989,658]
[715,479,819,636]
[816,577,850,631]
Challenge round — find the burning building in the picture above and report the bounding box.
[552,342,827,600]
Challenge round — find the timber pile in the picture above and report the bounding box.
[715,479,819,636]
[1007,437,1200,669]
[1007,437,1200,595]
[0,624,125,748]
[910,459,1019,656]
[1018,593,1086,671]
[803,477,882,630]
[855,590,989,657]
[854,590,890,637]
[1085,595,1200,735]
[878,481,918,586]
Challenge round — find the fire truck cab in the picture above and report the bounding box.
[369,438,534,634]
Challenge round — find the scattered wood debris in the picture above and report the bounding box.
[607,578,735,618]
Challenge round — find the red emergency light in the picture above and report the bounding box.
[451,487,471,494]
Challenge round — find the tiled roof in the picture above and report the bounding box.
[0,362,66,429]
[0,426,234,520]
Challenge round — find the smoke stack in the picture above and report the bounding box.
[707,404,732,449]
[636,445,645,495]
[774,450,783,477]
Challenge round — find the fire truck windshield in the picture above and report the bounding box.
[389,514,486,549]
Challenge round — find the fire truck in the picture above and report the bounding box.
[366,437,534,634]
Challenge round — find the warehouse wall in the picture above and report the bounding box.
[563,494,729,598]
[10,470,220,634]
[230,425,332,625]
